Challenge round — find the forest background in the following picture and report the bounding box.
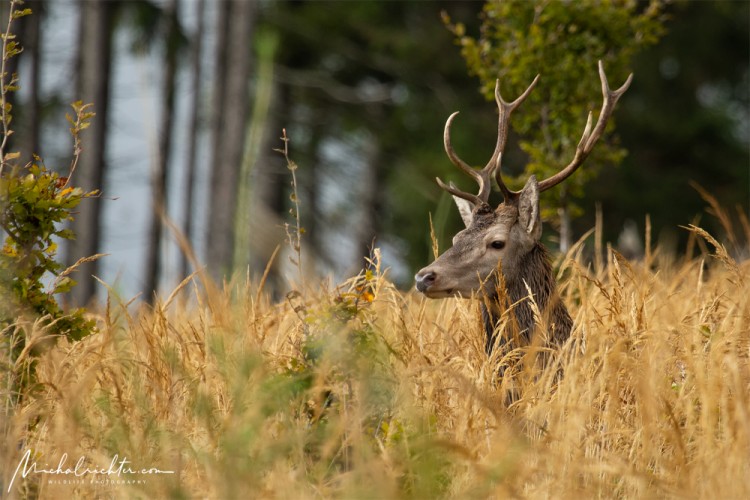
[5,0,748,304]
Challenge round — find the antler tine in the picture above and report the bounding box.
[435,176,483,206]
[441,111,492,205]
[491,75,540,200]
[438,75,541,206]
[443,112,477,179]
[537,61,633,192]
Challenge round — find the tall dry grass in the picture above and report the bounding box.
[2,228,750,499]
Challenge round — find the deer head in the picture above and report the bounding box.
[415,61,632,299]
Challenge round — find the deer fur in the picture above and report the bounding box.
[482,240,572,354]
[416,176,572,355]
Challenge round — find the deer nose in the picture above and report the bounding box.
[415,270,436,293]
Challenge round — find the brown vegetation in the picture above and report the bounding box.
[2,229,750,498]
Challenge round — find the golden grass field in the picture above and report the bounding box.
[2,225,750,499]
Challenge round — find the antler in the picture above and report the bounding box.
[536,61,632,192]
[437,75,539,206]
[437,61,632,206]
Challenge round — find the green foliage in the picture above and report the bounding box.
[249,266,453,497]
[0,0,99,403]
[0,158,97,340]
[446,0,665,222]
[0,103,99,405]
[290,272,396,434]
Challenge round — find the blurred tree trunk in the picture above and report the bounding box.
[144,0,179,302]
[246,82,286,291]
[206,2,229,276]
[356,123,384,269]
[302,113,326,271]
[180,0,205,280]
[236,29,283,278]
[206,0,256,281]
[66,0,114,306]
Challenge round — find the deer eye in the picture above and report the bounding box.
[490,240,505,250]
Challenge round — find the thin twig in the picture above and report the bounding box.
[278,128,304,289]
[0,0,18,177]
[63,102,93,189]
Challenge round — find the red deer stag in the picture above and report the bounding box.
[415,62,632,355]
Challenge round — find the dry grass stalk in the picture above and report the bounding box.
[2,227,750,498]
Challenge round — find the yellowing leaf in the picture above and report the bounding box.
[13,8,32,19]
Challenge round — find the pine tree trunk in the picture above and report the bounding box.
[206,0,256,281]
[245,83,286,291]
[66,0,113,306]
[144,0,179,302]
[356,129,384,269]
[303,113,326,270]
[179,0,205,280]
[235,28,280,276]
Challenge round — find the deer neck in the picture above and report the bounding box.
[483,242,572,354]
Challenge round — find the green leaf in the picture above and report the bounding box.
[52,277,75,295]
[56,229,75,240]
[12,8,32,19]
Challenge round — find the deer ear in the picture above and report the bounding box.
[452,196,474,228]
[449,182,474,228]
[518,175,541,238]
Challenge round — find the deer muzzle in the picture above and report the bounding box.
[414,267,459,298]
[414,269,436,293]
